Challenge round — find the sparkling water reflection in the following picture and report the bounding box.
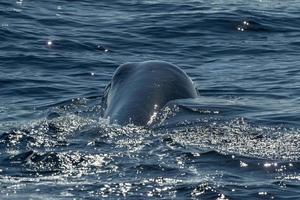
[1,0,300,199]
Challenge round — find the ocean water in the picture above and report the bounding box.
[1,0,300,199]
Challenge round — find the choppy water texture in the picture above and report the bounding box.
[1,0,300,199]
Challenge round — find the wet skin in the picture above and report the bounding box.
[101,61,198,126]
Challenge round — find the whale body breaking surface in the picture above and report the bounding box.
[100,61,198,126]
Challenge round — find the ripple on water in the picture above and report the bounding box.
[1,0,300,199]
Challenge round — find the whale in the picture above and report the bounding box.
[100,61,198,126]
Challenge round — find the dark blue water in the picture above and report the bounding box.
[1,0,300,199]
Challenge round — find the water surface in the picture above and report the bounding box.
[1,0,300,199]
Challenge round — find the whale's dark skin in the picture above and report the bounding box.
[101,61,198,126]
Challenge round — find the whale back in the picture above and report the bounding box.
[101,61,198,126]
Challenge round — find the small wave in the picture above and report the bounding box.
[170,117,300,161]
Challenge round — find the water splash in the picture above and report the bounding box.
[170,117,300,161]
